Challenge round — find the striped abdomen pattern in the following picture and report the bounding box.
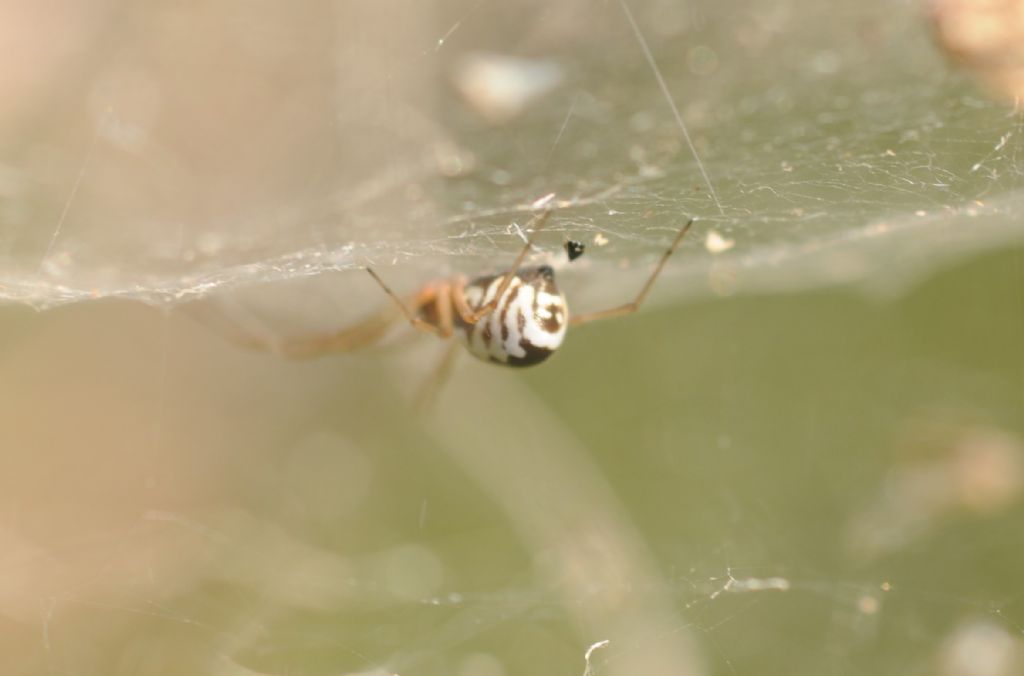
[454,265,568,367]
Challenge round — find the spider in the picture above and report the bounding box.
[255,209,695,369]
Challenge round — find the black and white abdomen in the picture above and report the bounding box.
[455,266,568,367]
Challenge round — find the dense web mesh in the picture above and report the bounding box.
[0,0,1020,311]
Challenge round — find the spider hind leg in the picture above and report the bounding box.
[570,218,695,326]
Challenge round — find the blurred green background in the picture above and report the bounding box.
[1,1,1022,675]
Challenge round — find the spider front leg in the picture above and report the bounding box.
[365,270,460,338]
[451,276,477,324]
[363,270,463,409]
[188,293,409,359]
[570,218,695,326]
[465,207,553,324]
[414,340,460,411]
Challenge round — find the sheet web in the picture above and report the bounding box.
[0,0,1020,311]
[2,1,1023,675]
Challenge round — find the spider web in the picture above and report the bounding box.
[1,1,1023,676]
[0,0,1021,311]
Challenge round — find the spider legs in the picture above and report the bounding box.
[451,277,476,324]
[464,207,552,324]
[414,340,460,411]
[363,269,468,410]
[362,268,462,338]
[366,206,553,330]
[365,269,455,338]
[188,294,407,359]
[570,218,694,326]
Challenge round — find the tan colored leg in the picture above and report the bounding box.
[466,208,552,324]
[451,276,476,323]
[274,311,400,357]
[366,268,444,337]
[434,282,454,338]
[414,340,460,412]
[184,296,412,359]
[570,218,694,326]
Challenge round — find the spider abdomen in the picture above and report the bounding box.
[455,266,568,367]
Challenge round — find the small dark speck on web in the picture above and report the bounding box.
[565,239,585,262]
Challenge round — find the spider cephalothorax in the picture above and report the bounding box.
[454,265,568,367]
